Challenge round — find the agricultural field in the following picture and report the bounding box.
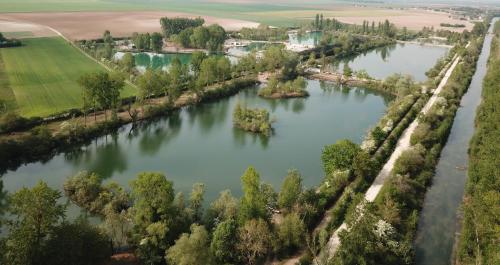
[0,37,136,117]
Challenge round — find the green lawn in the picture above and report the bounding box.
[0,37,136,117]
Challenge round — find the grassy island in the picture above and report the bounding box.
[233,103,273,135]
[258,76,309,99]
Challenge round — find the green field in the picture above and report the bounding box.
[0,37,136,117]
[0,0,313,26]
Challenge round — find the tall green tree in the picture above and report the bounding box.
[210,219,238,264]
[166,224,213,265]
[150,32,163,53]
[238,167,268,223]
[130,172,176,265]
[3,181,66,265]
[278,169,303,210]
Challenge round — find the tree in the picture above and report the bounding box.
[63,171,105,215]
[190,51,207,77]
[103,30,113,44]
[42,219,112,265]
[166,224,213,265]
[78,72,125,121]
[3,181,66,265]
[277,212,306,254]
[352,150,377,181]
[210,219,238,264]
[393,146,425,177]
[321,139,360,176]
[216,57,231,82]
[130,172,176,265]
[189,183,205,222]
[206,190,238,227]
[238,219,271,265]
[238,167,268,223]
[150,32,163,53]
[343,63,353,78]
[278,169,303,210]
[120,52,135,72]
[190,26,210,48]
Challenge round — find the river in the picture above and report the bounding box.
[414,18,498,265]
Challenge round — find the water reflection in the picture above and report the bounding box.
[3,80,392,210]
[330,42,449,81]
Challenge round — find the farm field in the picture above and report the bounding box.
[0,37,136,117]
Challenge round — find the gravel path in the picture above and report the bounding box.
[322,55,461,260]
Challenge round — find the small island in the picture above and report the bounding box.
[233,103,273,136]
[258,76,309,99]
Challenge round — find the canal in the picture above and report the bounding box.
[414,18,498,265]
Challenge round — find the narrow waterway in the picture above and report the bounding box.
[414,18,498,265]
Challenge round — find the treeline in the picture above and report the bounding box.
[0,32,21,48]
[311,14,414,40]
[172,24,226,52]
[457,19,500,265]
[0,164,341,265]
[160,17,205,38]
[440,23,466,28]
[235,24,289,41]
[331,23,485,265]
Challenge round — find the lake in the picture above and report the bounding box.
[1,80,392,206]
[330,42,450,82]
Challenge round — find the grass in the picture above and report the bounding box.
[0,37,136,117]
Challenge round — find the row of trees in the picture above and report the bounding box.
[0,32,22,47]
[311,14,401,39]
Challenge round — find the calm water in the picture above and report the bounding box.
[289,31,322,46]
[1,81,392,205]
[114,52,192,72]
[414,18,498,265]
[331,43,449,81]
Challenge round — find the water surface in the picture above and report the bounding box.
[1,81,392,205]
[331,43,449,81]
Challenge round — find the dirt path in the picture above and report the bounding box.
[322,55,461,260]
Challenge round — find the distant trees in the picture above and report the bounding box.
[160,17,205,38]
[238,24,289,41]
[0,32,22,47]
[173,24,226,52]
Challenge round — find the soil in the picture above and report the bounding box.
[0,11,259,40]
[334,9,474,32]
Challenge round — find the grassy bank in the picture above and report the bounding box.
[457,19,500,265]
[0,37,136,117]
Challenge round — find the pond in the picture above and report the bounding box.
[330,42,450,82]
[1,80,392,208]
